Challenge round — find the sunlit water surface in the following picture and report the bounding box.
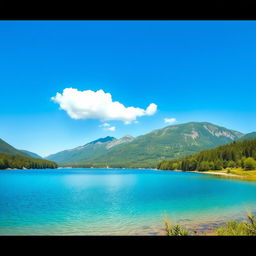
[1,169,256,235]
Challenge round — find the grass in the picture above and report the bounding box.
[216,213,256,236]
[164,218,190,236]
[164,214,256,236]
[228,168,256,176]
[202,168,256,181]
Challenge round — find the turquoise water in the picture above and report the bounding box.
[1,168,256,235]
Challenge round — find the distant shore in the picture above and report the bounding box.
[164,168,256,182]
[2,166,256,182]
[192,170,240,177]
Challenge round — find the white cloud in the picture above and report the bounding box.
[51,88,157,124]
[106,126,116,131]
[145,103,157,115]
[99,122,110,127]
[99,122,116,131]
[164,118,177,124]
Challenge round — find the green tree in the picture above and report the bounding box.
[158,139,256,172]
[172,162,179,170]
[243,157,256,170]
[198,161,210,171]
[214,160,223,170]
[227,160,236,168]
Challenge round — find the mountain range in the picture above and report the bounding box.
[46,135,134,165]
[2,121,255,169]
[46,122,256,168]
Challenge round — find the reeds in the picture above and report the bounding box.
[164,218,190,236]
[164,213,256,236]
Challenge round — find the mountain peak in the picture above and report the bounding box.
[86,136,116,146]
[121,135,134,139]
[46,121,247,167]
[105,135,135,150]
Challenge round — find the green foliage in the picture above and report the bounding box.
[216,222,249,236]
[197,161,211,171]
[216,214,256,236]
[214,160,223,170]
[164,214,256,236]
[243,157,256,170]
[0,152,58,170]
[0,138,57,169]
[0,138,30,157]
[164,219,190,236]
[158,139,256,171]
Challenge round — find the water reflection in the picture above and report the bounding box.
[63,173,137,190]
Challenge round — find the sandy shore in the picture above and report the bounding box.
[193,171,240,177]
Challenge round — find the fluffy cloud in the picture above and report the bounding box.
[51,88,157,124]
[164,118,177,124]
[106,126,116,131]
[99,122,116,131]
[145,103,157,115]
[99,122,111,127]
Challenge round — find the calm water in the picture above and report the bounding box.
[1,168,256,235]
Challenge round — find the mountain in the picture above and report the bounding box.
[0,138,57,169]
[0,138,30,157]
[0,138,43,159]
[20,150,42,159]
[87,136,116,145]
[46,135,135,164]
[46,122,244,168]
[237,132,256,142]
[82,122,244,168]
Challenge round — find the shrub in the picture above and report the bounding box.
[243,157,256,170]
[216,214,256,236]
[164,219,190,236]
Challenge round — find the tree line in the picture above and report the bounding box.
[0,152,58,169]
[157,139,256,171]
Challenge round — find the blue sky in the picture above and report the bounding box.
[0,21,256,156]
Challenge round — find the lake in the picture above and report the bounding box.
[1,168,256,235]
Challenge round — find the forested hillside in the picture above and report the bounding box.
[0,138,30,157]
[158,139,256,171]
[47,122,244,168]
[0,152,57,169]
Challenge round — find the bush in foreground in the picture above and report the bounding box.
[164,219,190,236]
[164,214,256,236]
[216,213,256,236]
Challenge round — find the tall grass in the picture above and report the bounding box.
[164,218,190,236]
[164,214,256,236]
[216,213,256,236]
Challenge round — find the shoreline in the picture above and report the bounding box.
[161,168,256,182]
[192,170,240,177]
[2,167,256,182]
[193,170,256,182]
